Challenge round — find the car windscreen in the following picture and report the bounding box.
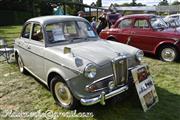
[45,21,98,43]
[150,17,168,29]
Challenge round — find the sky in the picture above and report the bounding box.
[83,0,180,6]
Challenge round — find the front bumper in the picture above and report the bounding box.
[80,85,128,105]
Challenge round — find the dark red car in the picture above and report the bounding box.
[100,14,180,62]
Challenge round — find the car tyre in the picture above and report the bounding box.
[17,55,27,74]
[50,76,78,109]
[158,45,178,62]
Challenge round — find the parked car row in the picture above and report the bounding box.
[100,14,180,62]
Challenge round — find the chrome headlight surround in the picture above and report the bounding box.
[136,50,144,61]
[84,63,97,79]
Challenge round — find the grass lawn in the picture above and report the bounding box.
[0,26,180,120]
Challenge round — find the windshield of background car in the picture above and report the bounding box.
[45,21,97,43]
[150,17,168,29]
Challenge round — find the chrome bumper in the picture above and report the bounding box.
[80,85,128,106]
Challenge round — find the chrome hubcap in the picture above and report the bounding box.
[54,82,72,106]
[161,48,176,62]
[18,57,24,72]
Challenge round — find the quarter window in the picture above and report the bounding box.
[134,19,149,28]
[119,19,132,28]
[22,23,31,39]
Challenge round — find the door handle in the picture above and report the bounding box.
[27,45,31,49]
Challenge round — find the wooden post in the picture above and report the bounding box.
[96,8,98,21]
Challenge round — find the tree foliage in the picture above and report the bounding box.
[114,1,146,7]
[132,0,136,6]
[171,0,180,5]
[0,0,84,16]
[96,0,102,7]
[158,0,169,6]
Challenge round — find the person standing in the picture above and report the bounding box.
[78,11,85,17]
[91,17,97,31]
[96,11,107,35]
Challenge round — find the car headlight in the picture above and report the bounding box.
[136,50,144,61]
[84,63,97,79]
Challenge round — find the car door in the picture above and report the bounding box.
[130,19,154,52]
[18,23,33,69]
[27,23,45,80]
[112,18,133,44]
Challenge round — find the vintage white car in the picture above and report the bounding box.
[14,15,146,109]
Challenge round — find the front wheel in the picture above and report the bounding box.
[17,55,27,74]
[158,46,178,62]
[50,76,78,109]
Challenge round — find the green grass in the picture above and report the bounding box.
[0,26,22,47]
[0,26,180,120]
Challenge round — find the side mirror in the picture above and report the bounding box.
[22,33,30,38]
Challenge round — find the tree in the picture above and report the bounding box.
[96,0,102,7]
[171,0,180,5]
[158,0,169,6]
[117,2,145,6]
[132,0,136,6]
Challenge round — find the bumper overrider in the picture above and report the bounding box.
[80,85,128,105]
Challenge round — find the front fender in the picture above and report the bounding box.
[154,41,176,54]
[46,66,80,82]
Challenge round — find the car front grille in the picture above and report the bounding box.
[112,56,128,86]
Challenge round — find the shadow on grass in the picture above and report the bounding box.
[75,86,180,120]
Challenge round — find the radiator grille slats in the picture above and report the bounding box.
[112,57,128,85]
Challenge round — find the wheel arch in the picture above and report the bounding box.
[47,69,67,89]
[155,42,178,56]
[14,49,19,62]
[107,35,118,41]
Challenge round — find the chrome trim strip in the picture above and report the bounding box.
[91,74,113,84]
[81,85,128,106]
[16,45,81,74]
[85,74,113,92]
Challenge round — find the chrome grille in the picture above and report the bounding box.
[112,56,128,85]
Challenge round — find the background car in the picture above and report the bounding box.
[163,17,180,28]
[100,14,180,62]
[14,15,146,109]
[164,14,180,26]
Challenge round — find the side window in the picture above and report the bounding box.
[31,23,43,42]
[22,23,31,39]
[118,19,132,29]
[134,19,149,28]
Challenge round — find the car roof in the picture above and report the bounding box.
[27,15,87,25]
[122,14,156,19]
